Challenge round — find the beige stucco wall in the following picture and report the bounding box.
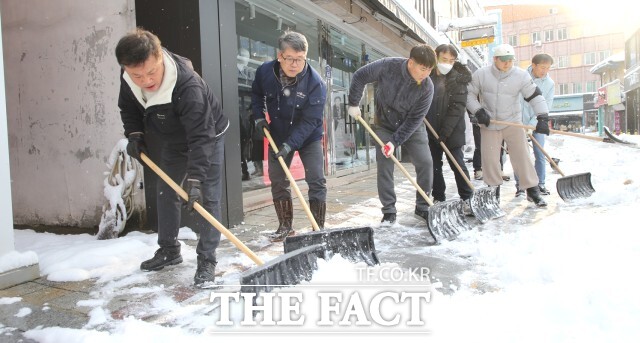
[2,0,135,228]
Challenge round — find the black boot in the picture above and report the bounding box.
[381,213,397,224]
[495,186,501,202]
[270,199,294,241]
[526,186,547,207]
[194,255,217,288]
[140,246,183,271]
[309,200,326,230]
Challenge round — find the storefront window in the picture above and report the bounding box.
[235,1,321,191]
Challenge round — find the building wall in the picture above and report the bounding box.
[2,0,135,227]
[491,4,624,96]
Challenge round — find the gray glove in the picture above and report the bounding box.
[255,118,269,139]
[275,143,292,159]
[184,179,202,213]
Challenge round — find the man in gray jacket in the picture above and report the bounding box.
[348,45,436,224]
[466,44,549,207]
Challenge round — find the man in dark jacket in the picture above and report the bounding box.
[116,29,229,288]
[348,45,436,224]
[425,44,473,213]
[251,31,327,241]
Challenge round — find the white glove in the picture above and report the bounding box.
[347,106,361,120]
[383,142,395,158]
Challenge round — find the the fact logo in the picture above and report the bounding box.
[206,265,432,333]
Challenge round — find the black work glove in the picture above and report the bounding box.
[475,108,491,127]
[183,179,202,213]
[255,118,269,139]
[535,114,550,135]
[438,130,452,144]
[275,143,292,160]
[126,132,147,162]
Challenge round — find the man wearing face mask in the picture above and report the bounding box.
[425,44,473,213]
[348,45,436,225]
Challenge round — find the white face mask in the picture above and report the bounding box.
[437,62,453,75]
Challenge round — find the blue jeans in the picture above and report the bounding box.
[515,132,546,189]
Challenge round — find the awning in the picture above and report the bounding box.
[363,0,446,46]
[550,110,583,117]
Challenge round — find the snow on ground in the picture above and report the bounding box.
[3,133,640,341]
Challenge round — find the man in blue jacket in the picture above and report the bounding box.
[515,53,555,197]
[251,31,327,241]
[348,45,436,224]
[116,29,229,288]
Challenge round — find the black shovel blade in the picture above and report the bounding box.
[469,186,506,223]
[240,244,326,295]
[426,199,473,243]
[556,172,595,202]
[283,227,379,266]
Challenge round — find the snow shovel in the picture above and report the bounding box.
[139,153,325,290]
[527,133,595,201]
[492,120,636,146]
[423,119,505,223]
[262,129,379,266]
[356,116,472,242]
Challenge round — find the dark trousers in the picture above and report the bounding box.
[429,140,473,201]
[375,125,433,214]
[472,124,482,172]
[268,139,326,202]
[155,136,224,263]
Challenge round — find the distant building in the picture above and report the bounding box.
[486,4,625,96]
[624,27,640,134]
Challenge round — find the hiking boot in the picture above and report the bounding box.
[309,200,326,230]
[381,213,396,224]
[502,173,511,181]
[538,185,551,195]
[462,199,473,216]
[194,255,217,288]
[269,199,294,242]
[515,189,525,197]
[140,246,183,271]
[526,186,547,207]
[474,170,483,180]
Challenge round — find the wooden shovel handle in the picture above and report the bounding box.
[140,153,264,265]
[491,120,605,142]
[527,133,566,177]
[356,116,434,206]
[263,129,320,231]
[423,118,475,190]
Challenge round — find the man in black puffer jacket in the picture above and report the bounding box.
[425,44,473,212]
[116,29,229,288]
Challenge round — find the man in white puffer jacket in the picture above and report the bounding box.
[466,44,549,207]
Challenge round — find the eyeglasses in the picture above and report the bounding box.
[281,57,306,66]
[498,56,515,62]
